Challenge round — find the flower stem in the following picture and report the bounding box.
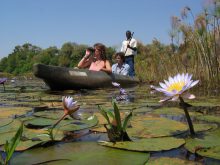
[53,113,67,128]
[179,97,195,136]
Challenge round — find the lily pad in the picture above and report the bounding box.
[11,142,149,165]
[0,122,64,151]
[152,107,185,116]
[99,137,185,152]
[33,111,68,120]
[193,123,217,132]
[24,115,98,132]
[151,107,201,117]
[0,119,21,134]
[127,115,187,138]
[195,115,220,124]
[0,107,32,118]
[147,157,201,165]
[0,118,13,127]
[58,115,98,132]
[90,126,106,133]
[185,129,220,160]
[15,128,64,151]
[0,132,49,151]
[24,117,57,128]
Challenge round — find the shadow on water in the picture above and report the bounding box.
[0,79,220,164]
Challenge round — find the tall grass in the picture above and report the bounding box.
[135,1,219,89]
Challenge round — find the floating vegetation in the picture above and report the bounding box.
[11,142,149,165]
[0,79,220,164]
[99,137,185,152]
[147,157,201,165]
[185,129,220,160]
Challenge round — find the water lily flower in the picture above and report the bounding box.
[112,82,120,87]
[62,96,78,115]
[153,73,199,102]
[112,82,127,95]
[53,96,80,127]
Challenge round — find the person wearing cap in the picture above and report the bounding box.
[120,30,137,77]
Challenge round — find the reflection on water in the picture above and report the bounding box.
[0,79,220,164]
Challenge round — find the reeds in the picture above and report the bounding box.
[135,1,219,89]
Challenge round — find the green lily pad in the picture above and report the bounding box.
[185,129,220,160]
[127,115,187,138]
[151,107,201,117]
[0,126,64,151]
[24,117,57,128]
[197,146,220,160]
[90,126,106,133]
[33,110,91,120]
[99,137,185,152]
[0,118,13,127]
[0,107,32,118]
[58,115,98,132]
[152,107,185,116]
[0,131,17,146]
[33,111,68,120]
[0,119,21,134]
[193,123,217,132]
[133,106,153,114]
[11,142,149,165]
[24,115,98,132]
[15,128,64,151]
[147,157,201,165]
[195,115,220,124]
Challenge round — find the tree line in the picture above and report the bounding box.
[0,1,219,89]
[0,42,115,75]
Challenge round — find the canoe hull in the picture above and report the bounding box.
[33,64,139,90]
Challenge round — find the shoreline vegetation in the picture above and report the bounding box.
[0,1,219,89]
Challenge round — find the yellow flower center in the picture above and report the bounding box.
[167,81,185,92]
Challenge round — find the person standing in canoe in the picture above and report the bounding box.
[120,30,137,77]
[77,43,112,74]
[112,52,130,76]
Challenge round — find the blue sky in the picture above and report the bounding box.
[0,0,205,59]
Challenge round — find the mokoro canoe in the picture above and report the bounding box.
[33,64,140,90]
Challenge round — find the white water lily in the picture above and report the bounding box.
[112,82,127,95]
[153,73,199,102]
[112,82,120,87]
[87,115,94,120]
[62,96,77,111]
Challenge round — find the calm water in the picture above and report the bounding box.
[0,79,220,164]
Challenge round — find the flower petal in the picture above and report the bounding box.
[153,73,199,102]
[159,82,167,89]
[112,82,120,87]
[159,96,173,102]
[182,93,196,99]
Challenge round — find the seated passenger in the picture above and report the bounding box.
[77,43,111,74]
[112,52,130,76]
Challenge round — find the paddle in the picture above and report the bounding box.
[124,32,134,54]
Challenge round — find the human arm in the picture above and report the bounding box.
[77,49,92,68]
[111,64,116,74]
[100,60,112,74]
[127,44,137,51]
[121,64,130,76]
[127,39,137,51]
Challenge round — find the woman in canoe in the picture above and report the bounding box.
[77,43,112,74]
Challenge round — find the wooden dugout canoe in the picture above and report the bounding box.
[33,63,140,90]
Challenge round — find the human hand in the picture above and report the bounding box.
[127,44,131,48]
[84,50,91,59]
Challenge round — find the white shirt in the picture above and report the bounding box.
[121,38,137,56]
[112,63,130,76]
